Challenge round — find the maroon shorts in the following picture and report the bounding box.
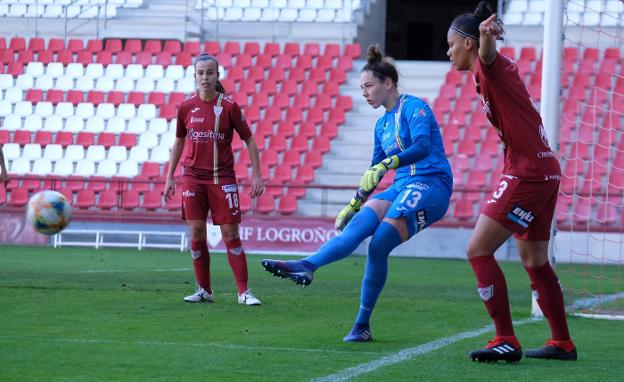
[481,175,560,241]
[180,182,241,225]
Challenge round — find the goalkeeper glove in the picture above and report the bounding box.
[359,155,399,193]
[335,188,370,231]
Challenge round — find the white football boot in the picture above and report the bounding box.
[183,287,214,303]
[238,289,261,305]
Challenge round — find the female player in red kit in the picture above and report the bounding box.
[164,54,263,305]
[447,2,576,362]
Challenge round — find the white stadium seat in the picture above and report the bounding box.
[105,64,125,80]
[23,115,43,132]
[136,77,155,93]
[0,4,8,17]
[583,11,601,26]
[96,103,116,119]
[129,146,148,162]
[139,131,159,149]
[55,102,75,119]
[165,65,184,80]
[76,77,95,92]
[149,145,170,163]
[65,115,85,133]
[156,78,175,93]
[298,9,316,22]
[4,87,23,103]
[23,143,42,161]
[66,63,85,78]
[2,115,22,131]
[86,63,104,78]
[43,115,63,132]
[10,157,31,175]
[65,145,85,162]
[43,144,64,161]
[115,76,135,92]
[95,77,115,92]
[125,64,144,80]
[26,4,45,17]
[35,75,54,91]
[86,145,106,162]
[215,0,232,7]
[26,62,45,77]
[32,158,52,175]
[86,116,106,133]
[251,0,268,7]
[279,8,297,22]
[587,0,604,12]
[117,103,136,119]
[14,101,33,117]
[0,100,12,117]
[0,74,14,90]
[523,11,542,25]
[148,118,168,134]
[137,104,157,119]
[76,102,95,119]
[55,75,75,92]
[46,62,65,78]
[145,65,164,80]
[288,0,305,9]
[504,12,523,25]
[52,158,74,176]
[317,9,335,22]
[75,159,95,176]
[307,0,323,9]
[35,101,54,118]
[108,145,128,163]
[45,4,63,18]
[528,0,545,12]
[15,74,34,91]
[325,0,342,9]
[127,117,147,134]
[8,5,27,18]
[176,77,195,93]
[96,159,117,177]
[241,7,260,21]
[224,7,243,21]
[2,143,21,161]
[118,159,138,177]
[234,0,250,6]
[606,0,623,13]
[106,116,127,133]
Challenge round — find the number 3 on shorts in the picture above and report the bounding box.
[492,180,509,200]
[225,192,239,209]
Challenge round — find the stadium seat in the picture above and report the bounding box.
[121,190,140,210]
[97,190,118,209]
[8,188,29,207]
[142,190,162,210]
[255,193,275,214]
[75,189,95,209]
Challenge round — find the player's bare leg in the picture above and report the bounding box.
[466,214,522,363]
[517,239,577,360]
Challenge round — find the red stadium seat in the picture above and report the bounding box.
[281,149,301,168]
[277,121,294,138]
[121,190,140,210]
[25,89,43,103]
[106,91,124,106]
[65,39,83,53]
[299,121,318,139]
[124,39,141,53]
[499,46,515,60]
[66,90,84,106]
[36,49,54,64]
[168,92,186,106]
[8,188,29,207]
[46,89,63,105]
[344,43,361,59]
[324,43,340,59]
[276,55,293,70]
[118,133,137,149]
[87,91,104,106]
[261,148,279,167]
[54,131,73,147]
[283,42,300,57]
[76,132,95,147]
[273,166,293,183]
[9,37,25,52]
[263,42,280,57]
[163,40,181,54]
[146,91,164,107]
[519,46,537,61]
[255,193,275,214]
[293,92,311,110]
[155,52,172,67]
[134,51,152,67]
[76,50,93,65]
[104,39,122,53]
[296,164,315,184]
[142,190,163,210]
[97,190,118,209]
[95,51,113,65]
[243,42,260,57]
[305,150,323,169]
[277,194,298,215]
[268,134,287,153]
[159,104,177,120]
[1,130,13,144]
[13,130,31,146]
[272,93,290,110]
[183,40,200,56]
[34,131,52,146]
[337,56,353,72]
[128,91,146,106]
[0,187,5,205]
[145,39,163,54]
[46,38,64,53]
[76,189,95,209]
[174,51,192,67]
[16,49,34,64]
[86,39,103,53]
[224,41,240,57]
[202,41,220,55]
[320,122,338,139]
[453,198,475,220]
[256,53,273,70]
[329,69,346,84]
[115,51,133,67]
[97,132,116,148]
[289,135,309,153]
[303,43,320,58]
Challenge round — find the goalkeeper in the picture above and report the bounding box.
[262,45,453,342]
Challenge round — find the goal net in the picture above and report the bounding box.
[555,0,624,319]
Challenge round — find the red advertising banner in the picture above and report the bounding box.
[0,212,49,245]
[206,216,340,254]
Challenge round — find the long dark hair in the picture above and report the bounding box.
[450,1,503,41]
[194,53,226,93]
[361,45,399,86]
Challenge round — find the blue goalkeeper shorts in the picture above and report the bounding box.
[371,177,451,236]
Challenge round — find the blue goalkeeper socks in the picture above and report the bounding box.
[355,221,403,325]
[303,207,379,270]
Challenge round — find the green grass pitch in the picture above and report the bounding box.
[0,246,622,381]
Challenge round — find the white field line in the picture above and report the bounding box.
[78,268,192,273]
[0,335,384,356]
[309,317,540,382]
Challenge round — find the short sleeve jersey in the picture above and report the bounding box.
[176,93,252,184]
[372,94,453,189]
[474,53,561,179]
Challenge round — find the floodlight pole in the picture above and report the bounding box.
[535,0,565,317]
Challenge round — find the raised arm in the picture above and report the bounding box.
[478,14,503,66]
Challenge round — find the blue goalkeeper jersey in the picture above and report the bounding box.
[371,94,452,190]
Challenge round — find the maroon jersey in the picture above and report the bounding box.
[176,93,252,184]
[474,53,561,179]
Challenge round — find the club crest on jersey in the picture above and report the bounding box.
[214,106,223,116]
[182,190,196,197]
[478,285,494,301]
[507,205,534,228]
[191,107,200,113]
[221,184,237,193]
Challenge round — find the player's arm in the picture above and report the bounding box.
[0,144,9,190]
[244,136,264,197]
[478,14,503,66]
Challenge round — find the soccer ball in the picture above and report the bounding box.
[26,190,72,235]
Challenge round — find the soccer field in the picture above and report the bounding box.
[0,246,621,381]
